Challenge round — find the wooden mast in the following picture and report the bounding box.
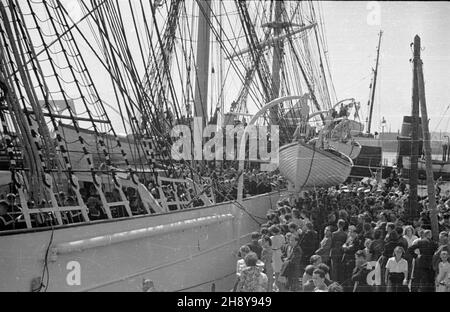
[269,0,283,125]
[415,35,439,240]
[367,30,382,134]
[409,35,421,219]
[193,0,211,130]
[0,2,46,202]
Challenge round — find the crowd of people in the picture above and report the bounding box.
[234,170,450,292]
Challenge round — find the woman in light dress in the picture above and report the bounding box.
[403,225,418,247]
[270,225,285,291]
[261,235,274,292]
[436,249,450,292]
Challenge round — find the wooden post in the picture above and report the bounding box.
[409,35,420,220]
[415,35,439,241]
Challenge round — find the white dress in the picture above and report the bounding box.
[404,235,418,247]
[271,234,285,273]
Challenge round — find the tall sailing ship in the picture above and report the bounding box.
[0,0,350,291]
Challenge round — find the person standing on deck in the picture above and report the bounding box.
[270,225,285,291]
[385,246,408,292]
[435,249,450,292]
[315,226,333,265]
[247,232,263,260]
[330,219,348,283]
[261,235,274,292]
[236,252,268,292]
[352,250,373,292]
[281,234,303,291]
[408,230,438,292]
[300,222,319,272]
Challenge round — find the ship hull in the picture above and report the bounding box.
[279,142,353,190]
[0,192,282,292]
[401,157,450,181]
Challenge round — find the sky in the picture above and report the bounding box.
[21,1,450,136]
[320,1,450,134]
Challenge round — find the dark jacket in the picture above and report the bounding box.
[408,238,438,270]
[247,181,258,196]
[369,239,385,262]
[383,238,405,258]
[246,241,263,260]
[300,230,319,263]
[330,230,348,258]
[316,236,332,263]
[352,263,373,292]
[281,244,303,279]
[342,235,364,264]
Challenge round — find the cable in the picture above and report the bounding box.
[33,223,54,292]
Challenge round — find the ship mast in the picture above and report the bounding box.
[367,30,382,134]
[193,0,211,130]
[268,1,283,125]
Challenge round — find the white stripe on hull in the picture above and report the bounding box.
[0,192,282,292]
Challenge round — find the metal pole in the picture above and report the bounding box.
[367,30,382,134]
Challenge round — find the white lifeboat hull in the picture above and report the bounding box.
[279,142,353,190]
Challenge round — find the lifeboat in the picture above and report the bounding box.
[279,141,353,191]
[327,140,362,159]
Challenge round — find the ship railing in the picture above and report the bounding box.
[157,177,214,212]
[15,202,90,229]
[189,177,216,204]
[23,205,89,227]
[9,172,216,230]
